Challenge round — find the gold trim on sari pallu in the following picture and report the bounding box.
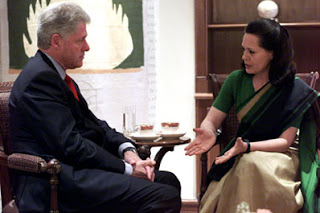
[237,83,272,123]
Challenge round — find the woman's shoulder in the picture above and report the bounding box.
[229,69,248,77]
[226,69,251,83]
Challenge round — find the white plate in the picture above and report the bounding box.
[156,132,186,139]
[130,133,161,141]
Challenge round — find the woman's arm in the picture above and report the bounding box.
[250,126,297,152]
[215,126,298,164]
[185,106,227,155]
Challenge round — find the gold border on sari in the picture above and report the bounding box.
[237,83,272,123]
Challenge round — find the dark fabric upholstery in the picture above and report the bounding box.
[0,82,14,155]
[0,82,15,211]
[0,81,60,213]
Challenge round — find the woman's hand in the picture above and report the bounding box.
[215,137,247,164]
[184,128,217,156]
[185,106,227,156]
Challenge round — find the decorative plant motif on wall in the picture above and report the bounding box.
[8,0,143,71]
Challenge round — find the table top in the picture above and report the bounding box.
[134,136,190,147]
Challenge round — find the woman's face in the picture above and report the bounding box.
[241,33,273,76]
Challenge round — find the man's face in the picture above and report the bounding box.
[59,22,90,70]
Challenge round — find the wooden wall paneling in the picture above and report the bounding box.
[212,0,262,23]
[210,29,244,74]
[289,28,320,74]
[195,97,213,197]
[195,99,212,128]
[195,0,208,79]
[195,77,210,93]
[275,0,320,22]
[194,0,212,198]
[211,0,320,23]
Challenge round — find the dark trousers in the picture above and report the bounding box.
[77,170,181,213]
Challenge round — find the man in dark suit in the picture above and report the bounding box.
[9,2,181,213]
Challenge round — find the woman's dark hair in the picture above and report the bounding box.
[242,18,296,86]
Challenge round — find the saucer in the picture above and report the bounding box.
[156,132,186,139]
[130,133,161,141]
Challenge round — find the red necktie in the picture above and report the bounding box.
[64,74,79,101]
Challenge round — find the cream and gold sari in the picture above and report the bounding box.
[200,78,320,213]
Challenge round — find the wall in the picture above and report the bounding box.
[157,0,196,199]
[0,0,8,82]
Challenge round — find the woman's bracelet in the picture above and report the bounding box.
[244,139,250,153]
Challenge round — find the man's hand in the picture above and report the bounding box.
[215,137,247,164]
[184,128,216,156]
[131,158,155,181]
[124,149,141,164]
[124,151,155,181]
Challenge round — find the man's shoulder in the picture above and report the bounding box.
[23,51,50,71]
[19,52,58,79]
[12,53,60,97]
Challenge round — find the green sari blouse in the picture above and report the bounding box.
[213,69,302,128]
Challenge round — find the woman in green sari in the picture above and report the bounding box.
[185,18,319,213]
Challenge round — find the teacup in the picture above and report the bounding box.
[161,122,179,133]
[136,124,154,135]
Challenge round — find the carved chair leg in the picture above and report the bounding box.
[199,152,208,202]
[47,159,60,213]
[0,165,12,207]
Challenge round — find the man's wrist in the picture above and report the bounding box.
[123,161,133,175]
[119,142,136,158]
[123,147,138,156]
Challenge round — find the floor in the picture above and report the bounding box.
[181,199,198,213]
[0,192,198,212]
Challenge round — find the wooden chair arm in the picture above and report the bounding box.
[199,152,208,201]
[8,153,48,173]
[4,153,61,213]
[7,153,60,175]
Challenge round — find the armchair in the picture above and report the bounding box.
[199,71,320,201]
[198,74,239,200]
[0,82,61,213]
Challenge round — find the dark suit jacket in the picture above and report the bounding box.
[9,50,134,212]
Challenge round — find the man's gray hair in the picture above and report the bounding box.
[37,2,91,49]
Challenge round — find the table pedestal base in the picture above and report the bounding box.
[135,137,190,170]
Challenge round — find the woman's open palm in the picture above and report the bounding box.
[184,128,216,156]
[215,137,247,164]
